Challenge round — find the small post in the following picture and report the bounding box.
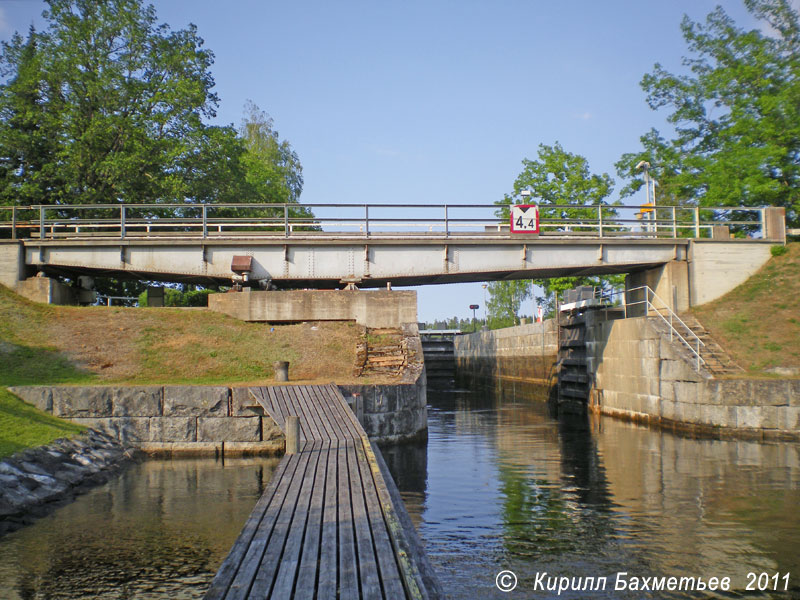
[202,204,208,239]
[694,207,700,238]
[671,206,677,238]
[365,204,370,237]
[273,360,289,382]
[444,204,449,237]
[284,204,289,238]
[39,206,45,240]
[597,205,603,237]
[11,206,16,240]
[120,205,126,239]
[286,415,300,454]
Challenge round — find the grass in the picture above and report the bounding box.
[0,283,371,457]
[0,388,85,459]
[691,241,800,376]
[0,284,364,386]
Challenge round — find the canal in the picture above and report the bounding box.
[1,385,798,599]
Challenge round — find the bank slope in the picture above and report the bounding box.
[691,242,800,376]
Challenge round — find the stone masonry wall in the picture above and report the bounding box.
[454,320,558,396]
[585,313,800,441]
[8,380,429,454]
[8,385,285,457]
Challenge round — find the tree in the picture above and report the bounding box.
[486,280,531,329]
[618,0,800,227]
[0,0,230,206]
[490,142,620,323]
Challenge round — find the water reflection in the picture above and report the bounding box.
[0,457,278,600]
[385,387,800,599]
[1,386,799,599]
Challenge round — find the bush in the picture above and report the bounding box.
[771,245,788,257]
[138,287,214,307]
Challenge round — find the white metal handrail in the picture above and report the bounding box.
[606,285,705,371]
[0,202,770,241]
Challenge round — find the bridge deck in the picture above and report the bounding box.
[205,384,436,600]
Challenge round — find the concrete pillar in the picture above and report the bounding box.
[764,207,786,242]
[0,241,25,289]
[625,260,689,315]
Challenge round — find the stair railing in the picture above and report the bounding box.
[608,285,705,371]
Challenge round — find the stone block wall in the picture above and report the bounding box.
[340,374,428,443]
[585,313,800,440]
[453,320,558,395]
[8,385,285,457]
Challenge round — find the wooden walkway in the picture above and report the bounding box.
[205,384,441,600]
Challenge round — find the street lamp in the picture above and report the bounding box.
[482,283,488,326]
[636,160,656,233]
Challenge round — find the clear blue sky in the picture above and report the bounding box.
[0,0,762,322]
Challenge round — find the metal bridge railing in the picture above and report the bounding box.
[603,285,705,371]
[0,202,769,241]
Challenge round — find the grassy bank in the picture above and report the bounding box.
[0,284,367,457]
[692,241,800,376]
[0,388,85,458]
[0,285,363,386]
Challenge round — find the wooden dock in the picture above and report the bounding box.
[205,384,442,599]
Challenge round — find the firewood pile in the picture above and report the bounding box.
[352,328,409,377]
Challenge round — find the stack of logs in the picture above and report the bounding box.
[353,328,409,378]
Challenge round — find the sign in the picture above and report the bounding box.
[469,304,479,310]
[510,204,539,234]
[537,306,543,322]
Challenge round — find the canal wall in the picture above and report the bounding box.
[453,320,558,397]
[454,316,799,440]
[0,429,136,536]
[585,313,800,441]
[8,380,428,455]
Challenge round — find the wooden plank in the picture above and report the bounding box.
[337,439,360,599]
[324,384,363,440]
[347,435,383,598]
[264,387,286,430]
[354,438,407,599]
[221,452,306,599]
[294,386,322,441]
[297,385,331,440]
[204,456,294,599]
[372,443,444,599]
[270,440,324,597]
[299,385,336,440]
[244,443,316,598]
[294,439,331,598]
[307,385,349,441]
[361,439,429,600]
[317,438,340,600]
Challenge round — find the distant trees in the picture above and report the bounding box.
[0,0,304,211]
[617,0,800,227]
[490,143,622,324]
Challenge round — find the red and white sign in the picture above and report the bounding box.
[537,306,543,322]
[510,204,539,234]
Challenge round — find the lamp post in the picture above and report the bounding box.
[469,304,479,332]
[482,283,488,327]
[636,160,656,233]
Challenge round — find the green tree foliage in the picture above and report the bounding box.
[0,0,306,218]
[490,143,620,323]
[617,0,800,227]
[486,280,531,329]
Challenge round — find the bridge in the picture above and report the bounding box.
[0,203,786,298]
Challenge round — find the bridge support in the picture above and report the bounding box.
[208,289,418,328]
[0,241,25,290]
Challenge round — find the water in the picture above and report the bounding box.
[383,388,800,599]
[1,387,799,599]
[0,457,279,599]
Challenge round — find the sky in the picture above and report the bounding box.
[0,0,769,322]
